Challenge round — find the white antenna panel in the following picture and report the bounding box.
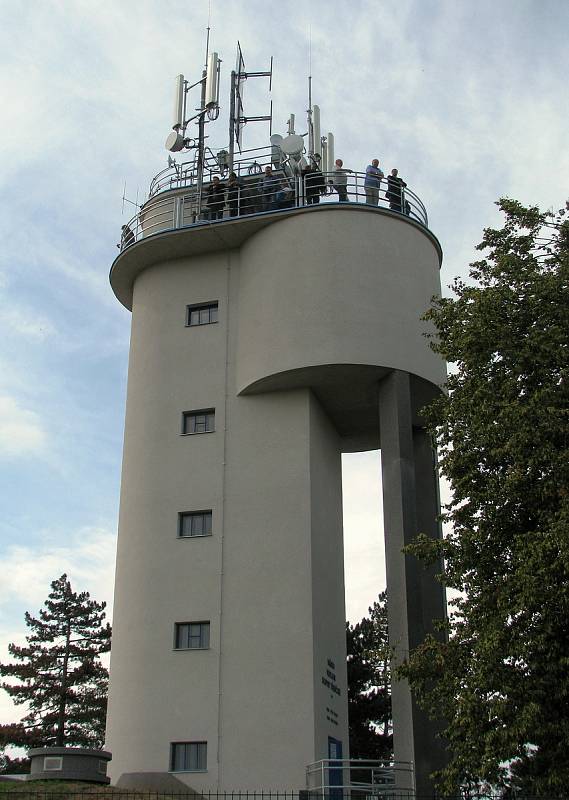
[287,114,295,135]
[173,74,184,129]
[205,52,220,108]
[313,105,321,158]
[327,132,335,171]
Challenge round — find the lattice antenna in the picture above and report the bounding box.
[228,41,273,170]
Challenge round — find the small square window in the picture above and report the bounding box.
[44,756,63,771]
[170,741,207,772]
[179,511,213,538]
[182,409,215,435]
[175,621,210,649]
[187,302,218,326]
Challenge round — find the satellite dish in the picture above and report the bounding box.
[165,131,184,152]
[270,134,284,147]
[280,134,304,157]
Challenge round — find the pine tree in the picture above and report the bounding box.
[346,592,392,760]
[0,574,111,750]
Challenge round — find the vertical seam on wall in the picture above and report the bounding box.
[307,392,318,761]
[216,250,232,790]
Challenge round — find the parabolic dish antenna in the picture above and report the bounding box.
[270,133,284,147]
[280,134,304,157]
[165,131,184,152]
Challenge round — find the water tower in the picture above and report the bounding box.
[106,43,447,796]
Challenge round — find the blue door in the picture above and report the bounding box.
[328,737,343,800]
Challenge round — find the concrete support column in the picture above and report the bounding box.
[379,370,446,797]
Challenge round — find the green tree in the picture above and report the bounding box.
[0,747,30,775]
[346,592,392,759]
[0,574,112,751]
[400,199,569,794]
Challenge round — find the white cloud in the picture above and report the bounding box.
[0,306,56,341]
[0,395,48,458]
[0,527,116,612]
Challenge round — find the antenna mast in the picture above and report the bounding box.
[306,25,314,159]
[196,25,210,218]
[164,24,221,218]
[307,75,313,157]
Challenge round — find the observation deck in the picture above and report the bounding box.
[110,149,441,311]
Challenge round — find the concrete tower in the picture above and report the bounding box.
[106,65,447,797]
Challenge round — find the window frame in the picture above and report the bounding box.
[186,302,219,327]
[174,621,211,650]
[181,409,215,435]
[170,741,208,773]
[43,757,63,771]
[178,510,213,538]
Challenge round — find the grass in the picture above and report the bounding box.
[0,783,119,796]
[0,784,202,799]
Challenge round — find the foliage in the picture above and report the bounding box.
[346,592,392,759]
[0,749,29,775]
[0,574,112,750]
[399,199,569,794]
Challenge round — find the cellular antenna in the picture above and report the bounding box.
[173,74,185,129]
[205,52,221,115]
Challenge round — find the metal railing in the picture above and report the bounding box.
[306,759,414,798]
[118,166,428,253]
[0,790,561,800]
[0,792,307,797]
[149,146,277,198]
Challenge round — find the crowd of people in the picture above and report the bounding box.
[118,158,414,249]
[202,158,412,219]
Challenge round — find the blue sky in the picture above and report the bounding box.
[1,0,567,727]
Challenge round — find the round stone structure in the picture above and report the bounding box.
[107,202,447,795]
[28,747,111,784]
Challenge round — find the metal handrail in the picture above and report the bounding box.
[149,145,277,198]
[118,168,428,252]
[305,758,414,797]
